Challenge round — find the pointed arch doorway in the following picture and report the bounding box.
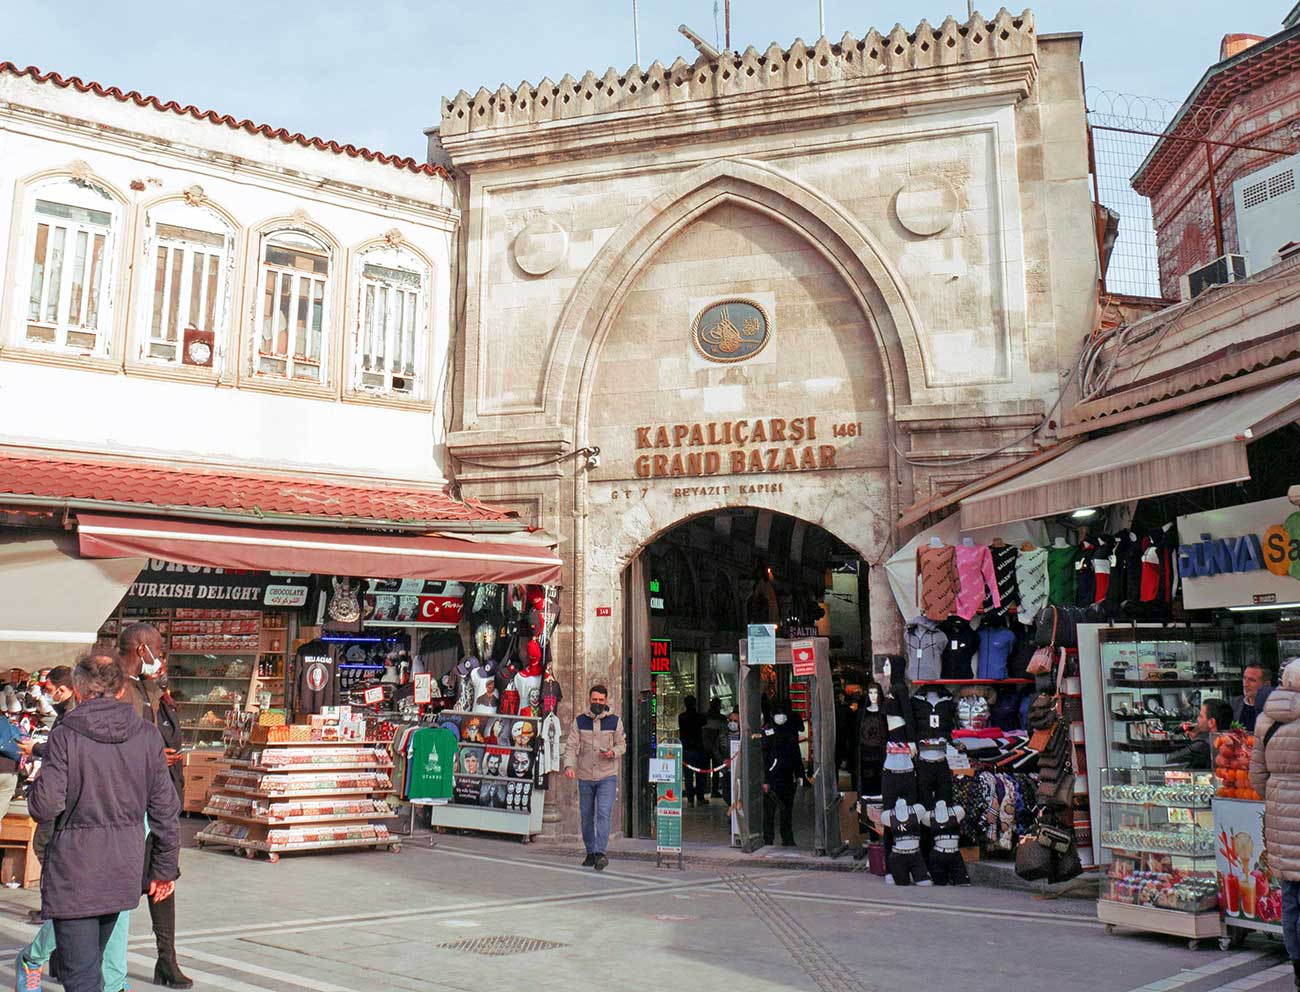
[622,507,870,850]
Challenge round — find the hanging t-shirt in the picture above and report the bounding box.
[538,712,562,776]
[1015,547,1049,624]
[470,668,499,713]
[407,727,458,801]
[295,639,338,716]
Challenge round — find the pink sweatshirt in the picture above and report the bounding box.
[953,544,1000,620]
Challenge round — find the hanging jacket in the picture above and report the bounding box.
[940,616,978,680]
[976,626,1018,680]
[911,690,956,740]
[905,616,948,682]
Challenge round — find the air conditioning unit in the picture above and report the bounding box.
[1233,153,1300,273]
[1179,253,1247,301]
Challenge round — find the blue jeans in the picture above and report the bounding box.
[578,775,617,855]
[23,903,129,987]
[1283,879,1300,960]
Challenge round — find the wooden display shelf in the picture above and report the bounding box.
[201,808,399,826]
[194,830,400,863]
[231,762,394,773]
[218,786,394,800]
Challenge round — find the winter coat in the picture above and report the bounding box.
[28,696,181,920]
[1250,677,1300,880]
[562,707,626,782]
[761,724,803,789]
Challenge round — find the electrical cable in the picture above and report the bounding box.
[453,446,599,471]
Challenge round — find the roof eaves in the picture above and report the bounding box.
[0,61,452,181]
[1131,26,1300,195]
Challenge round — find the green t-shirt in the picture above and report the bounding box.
[408,727,457,801]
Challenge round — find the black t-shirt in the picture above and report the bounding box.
[295,639,338,715]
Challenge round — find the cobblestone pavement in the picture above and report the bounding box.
[0,825,1290,992]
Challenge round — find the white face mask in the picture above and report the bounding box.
[773,713,788,726]
[141,647,163,679]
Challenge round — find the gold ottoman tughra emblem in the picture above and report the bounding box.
[691,299,770,363]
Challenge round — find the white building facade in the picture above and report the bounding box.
[0,64,457,484]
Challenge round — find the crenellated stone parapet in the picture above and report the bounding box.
[440,8,1034,139]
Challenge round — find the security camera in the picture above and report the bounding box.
[678,24,721,60]
[586,447,601,470]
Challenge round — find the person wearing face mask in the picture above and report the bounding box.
[562,685,627,871]
[114,623,192,990]
[761,704,806,847]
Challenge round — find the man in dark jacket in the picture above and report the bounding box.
[761,704,806,847]
[24,654,180,992]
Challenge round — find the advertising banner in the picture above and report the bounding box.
[1212,797,1283,933]
[655,743,684,865]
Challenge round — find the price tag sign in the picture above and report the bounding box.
[363,686,384,706]
[413,673,433,704]
[791,639,816,677]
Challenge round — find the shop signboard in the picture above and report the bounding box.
[124,561,309,609]
[746,624,776,666]
[263,584,309,608]
[650,638,672,673]
[1178,497,1300,610]
[791,639,816,677]
[1212,797,1283,933]
[655,742,683,866]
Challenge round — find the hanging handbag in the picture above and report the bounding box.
[1036,821,1073,853]
[1015,832,1052,880]
[1026,647,1054,676]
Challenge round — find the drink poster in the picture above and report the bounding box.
[655,743,684,866]
[1212,797,1283,933]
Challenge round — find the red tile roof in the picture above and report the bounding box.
[0,62,449,180]
[0,452,508,527]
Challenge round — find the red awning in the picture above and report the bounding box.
[76,513,563,586]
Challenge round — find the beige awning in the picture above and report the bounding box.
[960,379,1300,531]
[0,531,145,670]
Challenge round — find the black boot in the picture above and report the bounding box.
[1292,959,1300,991]
[150,893,194,989]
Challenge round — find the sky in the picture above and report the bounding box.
[3,1,1292,160]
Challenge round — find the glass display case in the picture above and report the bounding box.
[1098,766,1221,947]
[1100,628,1239,772]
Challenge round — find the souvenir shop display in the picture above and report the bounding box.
[1097,766,1220,948]
[382,583,561,841]
[95,608,291,748]
[196,707,400,862]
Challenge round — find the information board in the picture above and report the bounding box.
[655,742,683,866]
[791,639,816,677]
[746,624,776,666]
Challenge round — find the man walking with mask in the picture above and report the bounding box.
[563,685,626,871]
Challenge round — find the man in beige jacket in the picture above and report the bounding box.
[1250,658,1300,990]
[562,684,626,871]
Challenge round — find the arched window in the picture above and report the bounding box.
[138,200,235,369]
[16,176,121,355]
[254,228,332,383]
[353,244,428,398]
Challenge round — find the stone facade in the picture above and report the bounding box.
[436,9,1096,836]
